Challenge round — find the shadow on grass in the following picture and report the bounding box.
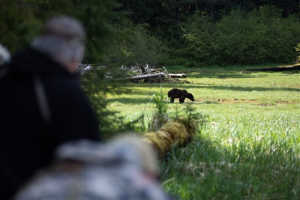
[186,72,267,79]
[186,85,300,92]
[106,97,150,104]
[107,97,198,105]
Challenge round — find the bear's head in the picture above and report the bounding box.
[188,93,195,101]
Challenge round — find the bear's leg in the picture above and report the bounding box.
[170,97,174,103]
[179,97,185,103]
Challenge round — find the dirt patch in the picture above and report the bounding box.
[197,98,259,104]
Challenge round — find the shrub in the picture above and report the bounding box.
[101,18,170,68]
[177,6,300,67]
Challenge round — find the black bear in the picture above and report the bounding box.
[167,88,194,103]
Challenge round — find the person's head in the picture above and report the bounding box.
[31,16,85,73]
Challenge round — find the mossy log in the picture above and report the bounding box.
[142,118,197,160]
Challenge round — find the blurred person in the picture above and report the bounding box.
[13,136,176,200]
[0,16,100,200]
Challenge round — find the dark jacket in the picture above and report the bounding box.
[0,48,100,200]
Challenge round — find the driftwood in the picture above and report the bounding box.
[169,73,186,78]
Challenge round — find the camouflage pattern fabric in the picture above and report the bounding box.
[14,137,175,200]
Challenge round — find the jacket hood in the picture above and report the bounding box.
[8,48,71,78]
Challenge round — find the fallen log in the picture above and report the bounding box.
[142,118,197,160]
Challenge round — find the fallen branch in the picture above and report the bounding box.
[169,73,187,78]
[137,63,146,74]
[163,67,171,79]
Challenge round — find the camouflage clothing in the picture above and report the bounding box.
[14,137,175,200]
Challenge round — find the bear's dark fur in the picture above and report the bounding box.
[167,88,194,103]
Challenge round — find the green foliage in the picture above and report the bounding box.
[153,87,168,116]
[0,0,42,52]
[149,87,169,131]
[295,42,300,63]
[0,0,132,60]
[129,28,169,66]
[174,6,300,67]
[101,18,169,67]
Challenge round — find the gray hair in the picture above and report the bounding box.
[31,16,86,67]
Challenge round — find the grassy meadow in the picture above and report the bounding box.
[106,65,300,200]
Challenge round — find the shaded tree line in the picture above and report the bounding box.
[1,0,300,68]
[117,0,300,35]
[116,0,300,67]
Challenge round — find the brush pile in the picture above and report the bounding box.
[78,63,189,83]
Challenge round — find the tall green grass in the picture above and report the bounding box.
[161,112,300,199]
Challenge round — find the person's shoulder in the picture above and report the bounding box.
[45,76,81,93]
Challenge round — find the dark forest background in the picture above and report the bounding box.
[2,0,300,68]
